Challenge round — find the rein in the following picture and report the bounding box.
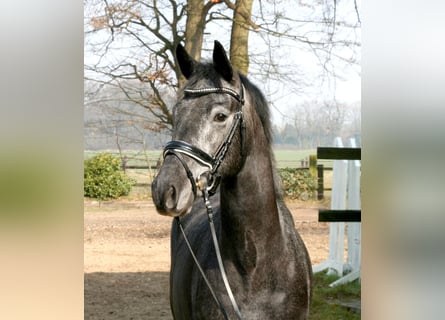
[175,178,243,320]
[164,85,245,320]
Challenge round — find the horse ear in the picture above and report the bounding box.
[213,40,233,82]
[176,43,196,79]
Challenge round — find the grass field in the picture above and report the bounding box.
[310,272,361,320]
[84,150,162,167]
[84,149,317,168]
[273,149,315,168]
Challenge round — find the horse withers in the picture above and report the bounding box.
[152,41,312,320]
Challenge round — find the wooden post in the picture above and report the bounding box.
[309,154,317,177]
[122,156,127,173]
[317,164,324,200]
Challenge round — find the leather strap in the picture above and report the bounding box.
[175,217,230,320]
[163,149,197,197]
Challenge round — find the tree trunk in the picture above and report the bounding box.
[230,0,255,75]
[181,0,216,85]
[184,0,206,61]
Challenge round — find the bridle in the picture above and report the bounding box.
[162,84,246,320]
[163,85,246,196]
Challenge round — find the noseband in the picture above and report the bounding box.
[163,85,245,195]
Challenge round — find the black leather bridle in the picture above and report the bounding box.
[163,85,245,196]
[162,84,246,320]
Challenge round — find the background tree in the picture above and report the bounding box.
[227,0,258,74]
[85,0,259,131]
[84,0,361,149]
[273,99,360,149]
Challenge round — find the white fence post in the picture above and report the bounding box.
[329,137,361,287]
[313,137,347,276]
[347,137,361,273]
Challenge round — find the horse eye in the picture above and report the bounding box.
[214,113,227,122]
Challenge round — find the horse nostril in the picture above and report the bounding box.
[165,185,177,210]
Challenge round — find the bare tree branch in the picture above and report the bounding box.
[84,0,361,149]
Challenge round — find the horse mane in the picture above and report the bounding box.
[238,73,284,200]
[238,73,273,146]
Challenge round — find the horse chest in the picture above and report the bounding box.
[194,288,297,320]
[192,262,300,320]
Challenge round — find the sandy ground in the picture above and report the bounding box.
[84,199,332,320]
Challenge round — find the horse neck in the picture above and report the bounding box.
[219,122,283,268]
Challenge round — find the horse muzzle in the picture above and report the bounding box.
[151,158,195,217]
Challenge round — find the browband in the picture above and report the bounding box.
[184,87,244,104]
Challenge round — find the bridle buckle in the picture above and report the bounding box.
[196,171,220,195]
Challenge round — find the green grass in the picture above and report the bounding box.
[84,150,162,166]
[273,149,316,168]
[84,149,318,169]
[310,272,361,320]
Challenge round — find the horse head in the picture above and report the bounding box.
[152,41,246,217]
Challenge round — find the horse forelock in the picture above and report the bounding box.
[183,62,226,89]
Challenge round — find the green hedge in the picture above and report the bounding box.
[279,168,317,200]
[84,153,135,200]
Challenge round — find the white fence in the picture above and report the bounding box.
[312,137,361,287]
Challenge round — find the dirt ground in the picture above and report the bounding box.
[84,198,333,320]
